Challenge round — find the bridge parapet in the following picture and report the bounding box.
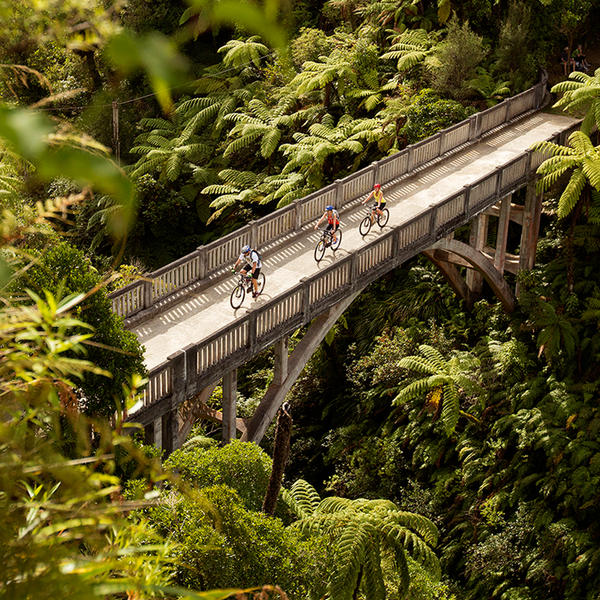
[132,119,586,420]
[111,82,547,321]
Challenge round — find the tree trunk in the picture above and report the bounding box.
[262,402,292,515]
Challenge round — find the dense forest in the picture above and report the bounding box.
[2,1,600,599]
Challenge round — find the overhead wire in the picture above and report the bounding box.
[32,47,281,112]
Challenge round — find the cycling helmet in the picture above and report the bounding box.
[242,244,251,254]
[374,183,381,189]
[326,205,334,211]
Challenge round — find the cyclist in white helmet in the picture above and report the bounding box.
[314,205,340,245]
[232,245,262,297]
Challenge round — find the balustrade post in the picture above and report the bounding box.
[248,311,257,351]
[469,113,480,141]
[350,252,359,287]
[407,146,414,171]
[372,162,379,187]
[294,199,302,230]
[162,349,186,454]
[525,150,534,181]
[335,179,343,207]
[143,278,153,310]
[463,186,471,220]
[196,246,206,280]
[428,208,436,243]
[495,167,504,198]
[250,221,258,248]
[300,277,311,323]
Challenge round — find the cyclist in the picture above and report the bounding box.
[362,183,386,223]
[314,205,340,245]
[232,245,262,298]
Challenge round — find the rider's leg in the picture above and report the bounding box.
[332,224,338,244]
[251,269,261,297]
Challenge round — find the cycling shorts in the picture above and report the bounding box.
[242,267,261,279]
[374,202,386,210]
[326,223,339,232]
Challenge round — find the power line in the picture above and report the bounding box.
[33,48,281,112]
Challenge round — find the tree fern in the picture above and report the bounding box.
[393,344,481,434]
[551,67,600,134]
[283,479,440,599]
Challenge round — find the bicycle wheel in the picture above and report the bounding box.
[230,282,245,309]
[256,272,266,294]
[314,239,326,262]
[377,208,390,228]
[331,228,342,250]
[359,215,372,236]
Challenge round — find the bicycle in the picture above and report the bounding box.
[230,270,266,309]
[314,227,342,262]
[359,204,389,236]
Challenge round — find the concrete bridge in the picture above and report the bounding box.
[109,82,578,452]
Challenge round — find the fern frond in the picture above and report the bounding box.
[393,378,431,405]
[440,382,459,434]
[418,344,446,371]
[397,356,438,375]
[286,479,321,517]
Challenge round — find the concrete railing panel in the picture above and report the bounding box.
[435,191,467,231]
[480,102,508,136]
[196,319,249,376]
[378,150,408,185]
[111,282,144,316]
[205,228,250,274]
[413,135,442,168]
[301,185,337,226]
[341,169,374,206]
[356,233,394,276]
[308,259,352,306]
[141,361,172,408]
[257,205,295,247]
[152,253,202,301]
[256,288,304,340]
[469,172,498,211]
[441,121,471,154]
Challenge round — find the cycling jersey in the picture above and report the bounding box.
[327,209,340,225]
[373,190,384,205]
[239,250,262,269]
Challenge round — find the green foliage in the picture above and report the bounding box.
[283,479,440,600]
[426,17,486,101]
[146,484,326,597]
[12,241,145,418]
[165,439,272,510]
[291,28,333,68]
[401,89,474,144]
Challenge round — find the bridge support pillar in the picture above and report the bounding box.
[494,195,511,275]
[516,182,542,297]
[153,417,162,448]
[273,336,289,386]
[222,369,238,443]
[242,290,363,444]
[466,213,488,295]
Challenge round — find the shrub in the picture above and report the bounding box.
[427,17,486,101]
[401,89,474,144]
[146,485,327,598]
[165,439,272,510]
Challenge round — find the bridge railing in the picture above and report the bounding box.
[110,81,546,320]
[136,121,584,414]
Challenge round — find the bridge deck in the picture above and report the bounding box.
[133,111,576,371]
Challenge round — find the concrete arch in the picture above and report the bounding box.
[241,289,363,444]
[427,238,515,312]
